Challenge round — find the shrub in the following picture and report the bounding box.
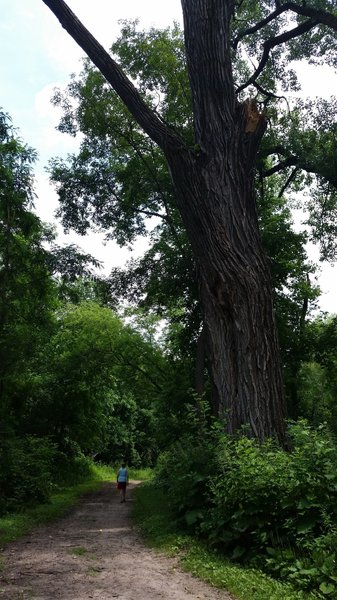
[155,421,337,597]
[155,435,215,528]
[52,449,93,486]
[0,435,56,515]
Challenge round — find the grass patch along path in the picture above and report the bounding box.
[133,483,319,600]
[0,481,233,600]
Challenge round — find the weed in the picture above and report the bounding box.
[86,566,101,577]
[133,482,319,600]
[67,546,88,556]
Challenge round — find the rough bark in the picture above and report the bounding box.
[41,0,287,442]
[164,142,286,441]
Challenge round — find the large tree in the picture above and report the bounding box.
[0,109,103,436]
[41,0,337,442]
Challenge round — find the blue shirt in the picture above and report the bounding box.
[118,467,128,482]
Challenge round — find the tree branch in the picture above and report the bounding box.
[233,4,290,50]
[102,176,174,227]
[288,2,337,32]
[252,81,289,107]
[263,156,298,177]
[278,166,299,198]
[41,0,186,153]
[234,1,337,50]
[236,18,319,94]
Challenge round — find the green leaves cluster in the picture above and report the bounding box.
[48,18,327,383]
[155,421,337,597]
[0,110,178,514]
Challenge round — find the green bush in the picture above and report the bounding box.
[155,436,215,528]
[52,450,93,486]
[0,435,56,515]
[155,421,337,597]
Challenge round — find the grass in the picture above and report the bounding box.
[128,467,153,481]
[0,463,114,548]
[0,462,152,549]
[67,546,88,556]
[132,482,320,600]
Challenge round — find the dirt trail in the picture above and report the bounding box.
[0,482,233,600]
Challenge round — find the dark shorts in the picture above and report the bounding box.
[117,482,126,490]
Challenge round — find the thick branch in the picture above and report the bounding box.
[278,166,299,198]
[236,18,319,94]
[41,0,185,153]
[234,2,337,50]
[264,156,298,176]
[233,4,290,49]
[288,2,337,32]
[263,154,337,189]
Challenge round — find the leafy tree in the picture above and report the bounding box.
[297,316,337,431]
[0,110,106,437]
[0,110,57,433]
[48,30,320,419]
[26,301,166,462]
[41,0,337,441]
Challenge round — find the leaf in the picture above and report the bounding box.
[185,510,202,525]
[319,582,336,595]
[296,517,318,534]
[231,545,246,560]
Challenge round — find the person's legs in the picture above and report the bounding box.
[119,483,126,502]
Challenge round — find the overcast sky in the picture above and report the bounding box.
[1,0,336,313]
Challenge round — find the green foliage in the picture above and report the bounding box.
[127,466,152,481]
[41,301,164,462]
[0,462,113,547]
[52,451,94,487]
[155,422,337,596]
[48,19,328,423]
[133,482,318,600]
[0,435,56,515]
[297,316,337,433]
[155,439,213,527]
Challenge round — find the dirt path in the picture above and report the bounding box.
[0,482,234,600]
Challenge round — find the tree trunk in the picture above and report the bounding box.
[165,137,286,441]
[41,0,287,443]
[164,0,286,442]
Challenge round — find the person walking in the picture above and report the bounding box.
[116,461,129,503]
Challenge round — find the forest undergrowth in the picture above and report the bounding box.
[139,419,337,599]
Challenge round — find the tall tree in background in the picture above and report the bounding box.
[41,0,337,442]
[0,109,103,436]
[0,110,56,432]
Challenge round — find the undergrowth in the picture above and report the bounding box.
[152,419,337,598]
[0,462,113,547]
[133,482,318,600]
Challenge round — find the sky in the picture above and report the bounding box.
[0,0,336,313]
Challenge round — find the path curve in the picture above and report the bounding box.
[0,482,233,600]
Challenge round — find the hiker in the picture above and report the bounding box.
[116,461,129,503]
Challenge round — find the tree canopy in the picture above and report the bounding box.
[41,0,337,442]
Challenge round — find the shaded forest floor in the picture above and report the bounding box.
[0,482,233,600]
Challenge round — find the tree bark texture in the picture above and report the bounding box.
[41,0,287,442]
